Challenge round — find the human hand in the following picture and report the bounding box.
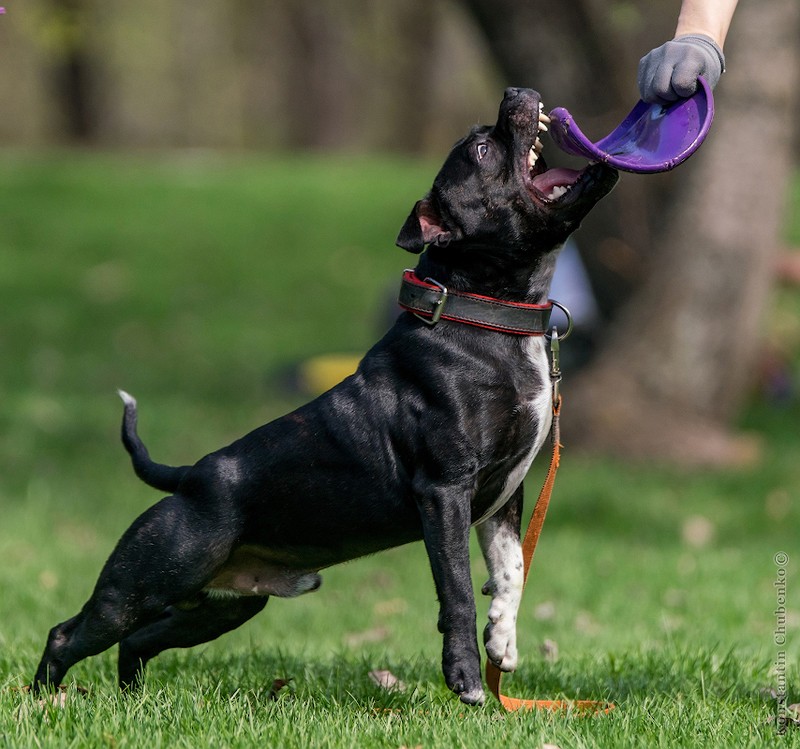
[637,34,725,104]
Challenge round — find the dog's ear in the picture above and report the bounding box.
[396,197,458,254]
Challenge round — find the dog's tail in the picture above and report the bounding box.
[118,390,190,493]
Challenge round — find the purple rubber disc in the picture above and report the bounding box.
[548,77,714,173]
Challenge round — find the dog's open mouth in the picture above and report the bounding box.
[524,103,590,205]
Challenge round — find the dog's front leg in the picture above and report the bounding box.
[417,483,484,706]
[476,485,524,672]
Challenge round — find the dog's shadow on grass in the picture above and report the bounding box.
[143,646,775,714]
[144,650,450,712]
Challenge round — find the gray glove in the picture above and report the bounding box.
[637,34,725,104]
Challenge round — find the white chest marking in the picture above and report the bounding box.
[473,336,552,526]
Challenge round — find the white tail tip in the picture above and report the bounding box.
[117,390,137,408]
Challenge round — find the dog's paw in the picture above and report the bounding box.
[458,685,486,706]
[483,614,518,672]
[447,672,485,706]
[444,656,485,706]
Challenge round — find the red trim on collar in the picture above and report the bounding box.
[398,270,553,336]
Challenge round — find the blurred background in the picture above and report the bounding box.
[2,0,799,470]
[0,0,798,707]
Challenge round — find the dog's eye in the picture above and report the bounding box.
[476,143,489,161]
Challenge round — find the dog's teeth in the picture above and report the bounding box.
[534,138,544,153]
[547,185,569,200]
[528,146,539,168]
[537,122,548,132]
[538,112,551,125]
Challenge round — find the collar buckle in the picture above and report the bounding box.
[413,277,448,326]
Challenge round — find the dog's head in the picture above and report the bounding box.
[397,87,618,257]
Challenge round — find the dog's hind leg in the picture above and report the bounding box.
[32,494,236,692]
[476,485,524,673]
[117,594,268,690]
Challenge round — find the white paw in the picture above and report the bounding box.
[484,617,518,672]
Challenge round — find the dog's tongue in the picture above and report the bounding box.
[531,167,580,193]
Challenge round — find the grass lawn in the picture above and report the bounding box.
[0,151,798,747]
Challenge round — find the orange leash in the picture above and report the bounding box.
[484,394,614,715]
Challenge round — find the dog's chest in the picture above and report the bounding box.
[473,337,553,524]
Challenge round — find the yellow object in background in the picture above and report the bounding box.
[299,354,363,396]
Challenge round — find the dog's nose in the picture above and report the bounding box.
[503,87,540,107]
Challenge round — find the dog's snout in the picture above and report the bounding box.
[501,87,542,119]
[503,87,540,101]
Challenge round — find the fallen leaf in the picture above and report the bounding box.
[661,614,684,633]
[38,570,59,590]
[42,692,68,709]
[344,626,390,648]
[17,684,89,709]
[534,601,556,621]
[11,684,89,720]
[369,669,406,692]
[539,638,559,663]
[574,610,601,635]
[13,684,88,696]
[681,515,715,548]
[662,588,685,608]
[374,598,408,617]
[765,489,791,521]
[268,678,292,700]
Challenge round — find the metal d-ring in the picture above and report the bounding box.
[545,299,574,342]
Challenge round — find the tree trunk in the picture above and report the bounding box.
[461,0,800,466]
[0,0,55,145]
[565,0,799,467]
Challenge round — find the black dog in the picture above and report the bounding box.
[33,88,617,705]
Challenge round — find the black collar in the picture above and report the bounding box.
[398,270,554,336]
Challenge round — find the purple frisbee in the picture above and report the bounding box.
[548,77,714,173]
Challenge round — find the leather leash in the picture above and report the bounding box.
[485,332,614,715]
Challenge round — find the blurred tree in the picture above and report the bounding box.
[46,0,96,141]
[0,0,76,144]
[260,0,438,150]
[0,0,498,151]
[461,0,799,465]
[2,0,796,467]
[252,0,494,152]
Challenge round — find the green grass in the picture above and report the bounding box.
[1,152,799,747]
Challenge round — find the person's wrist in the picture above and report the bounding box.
[674,33,726,73]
